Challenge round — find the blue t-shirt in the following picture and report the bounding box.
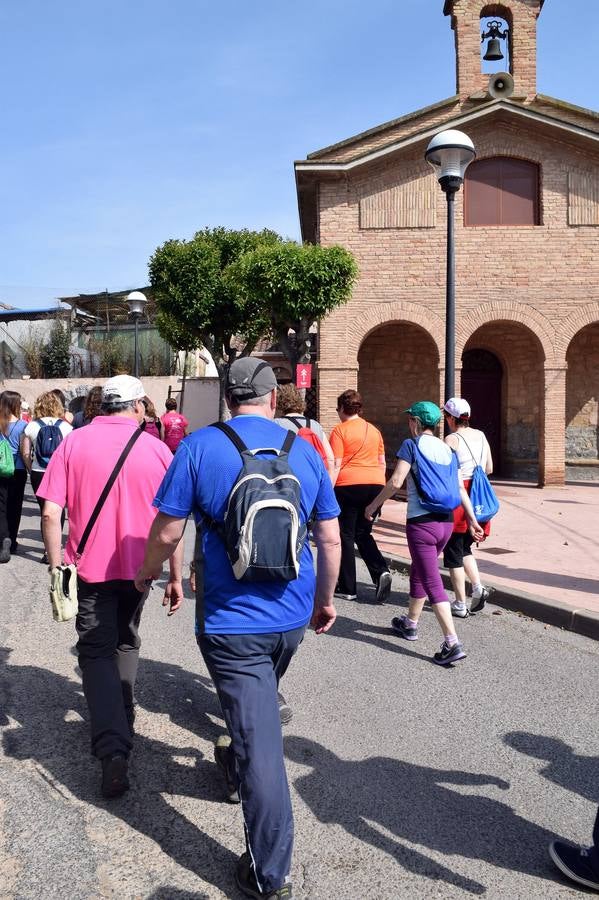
[153,415,340,635]
[397,434,457,521]
[4,420,27,470]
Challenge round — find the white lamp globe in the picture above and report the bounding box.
[425,130,476,184]
[126,291,148,317]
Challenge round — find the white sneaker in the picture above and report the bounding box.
[451,602,470,619]
[470,586,492,613]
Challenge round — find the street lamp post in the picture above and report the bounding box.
[125,291,148,378]
[425,130,475,401]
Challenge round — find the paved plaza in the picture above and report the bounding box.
[0,489,597,898]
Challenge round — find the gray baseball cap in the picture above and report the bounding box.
[226,358,277,401]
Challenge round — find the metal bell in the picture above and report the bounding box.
[483,38,504,62]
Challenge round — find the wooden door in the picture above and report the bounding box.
[461,349,503,474]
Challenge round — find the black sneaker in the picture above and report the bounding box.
[433,640,467,666]
[101,752,129,799]
[470,587,492,613]
[391,615,418,641]
[214,735,240,803]
[375,571,392,604]
[549,840,599,890]
[235,852,293,899]
[0,538,11,564]
[451,602,470,619]
[277,691,293,726]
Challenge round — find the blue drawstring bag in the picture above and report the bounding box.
[469,465,499,523]
[459,434,499,523]
[411,438,461,514]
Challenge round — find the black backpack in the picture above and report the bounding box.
[35,419,64,468]
[207,422,306,583]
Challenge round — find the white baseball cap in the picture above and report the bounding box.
[102,375,146,405]
[444,397,471,418]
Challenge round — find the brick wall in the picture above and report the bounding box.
[357,324,440,462]
[314,117,599,484]
[566,324,599,460]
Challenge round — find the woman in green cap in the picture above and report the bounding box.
[365,401,483,665]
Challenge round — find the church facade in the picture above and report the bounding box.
[295,0,599,485]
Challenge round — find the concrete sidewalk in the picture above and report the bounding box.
[373,479,599,639]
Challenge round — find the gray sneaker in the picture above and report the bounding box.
[433,640,467,666]
[0,538,11,564]
[391,615,419,641]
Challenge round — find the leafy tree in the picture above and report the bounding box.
[41,320,71,379]
[150,227,282,418]
[229,242,358,380]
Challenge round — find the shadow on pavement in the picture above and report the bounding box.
[0,647,239,897]
[476,559,599,595]
[285,736,565,895]
[146,890,210,899]
[504,732,599,805]
[332,613,441,665]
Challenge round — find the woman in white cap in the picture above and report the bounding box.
[442,397,493,617]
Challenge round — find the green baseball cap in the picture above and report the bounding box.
[404,400,442,428]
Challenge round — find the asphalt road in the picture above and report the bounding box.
[0,489,597,899]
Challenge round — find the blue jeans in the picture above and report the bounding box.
[199,626,305,893]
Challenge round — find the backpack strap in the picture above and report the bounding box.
[76,428,143,559]
[284,415,304,430]
[281,430,296,454]
[210,421,248,456]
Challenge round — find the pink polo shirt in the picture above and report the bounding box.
[37,416,174,583]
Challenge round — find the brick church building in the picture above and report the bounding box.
[295,0,599,485]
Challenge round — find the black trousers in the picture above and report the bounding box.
[334,483,388,595]
[199,626,305,894]
[30,468,65,539]
[7,469,27,549]
[76,578,146,759]
[0,477,9,542]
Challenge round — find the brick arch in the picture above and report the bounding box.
[348,301,445,361]
[456,302,555,365]
[556,303,599,361]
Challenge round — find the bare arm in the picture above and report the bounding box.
[319,433,337,484]
[41,501,63,568]
[459,484,485,541]
[21,434,32,472]
[310,517,341,634]
[135,512,187,613]
[484,438,493,475]
[364,459,411,520]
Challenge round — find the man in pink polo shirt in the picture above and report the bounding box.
[38,375,183,799]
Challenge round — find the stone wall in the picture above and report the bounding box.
[0,376,220,433]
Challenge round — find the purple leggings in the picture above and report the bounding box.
[406,520,453,603]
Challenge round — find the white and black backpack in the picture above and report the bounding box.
[206,422,306,583]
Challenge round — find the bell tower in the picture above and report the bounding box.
[443,0,544,101]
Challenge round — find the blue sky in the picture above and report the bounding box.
[0,0,597,309]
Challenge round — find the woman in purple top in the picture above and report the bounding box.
[0,390,28,562]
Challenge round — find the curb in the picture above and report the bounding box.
[381,551,599,641]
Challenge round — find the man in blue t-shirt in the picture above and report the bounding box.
[135,358,340,900]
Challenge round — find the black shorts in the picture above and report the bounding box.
[443,531,475,569]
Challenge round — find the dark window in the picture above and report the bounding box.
[464,157,540,226]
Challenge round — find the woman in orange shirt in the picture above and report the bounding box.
[329,390,392,603]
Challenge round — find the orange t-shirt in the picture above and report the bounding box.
[330,418,385,487]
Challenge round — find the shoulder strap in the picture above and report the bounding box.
[210,421,248,456]
[76,428,143,558]
[281,430,296,454]
[457,432,478,465]
[284,415,304,430]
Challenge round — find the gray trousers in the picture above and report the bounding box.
[76,578,146,759]
[199,626,305,894]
